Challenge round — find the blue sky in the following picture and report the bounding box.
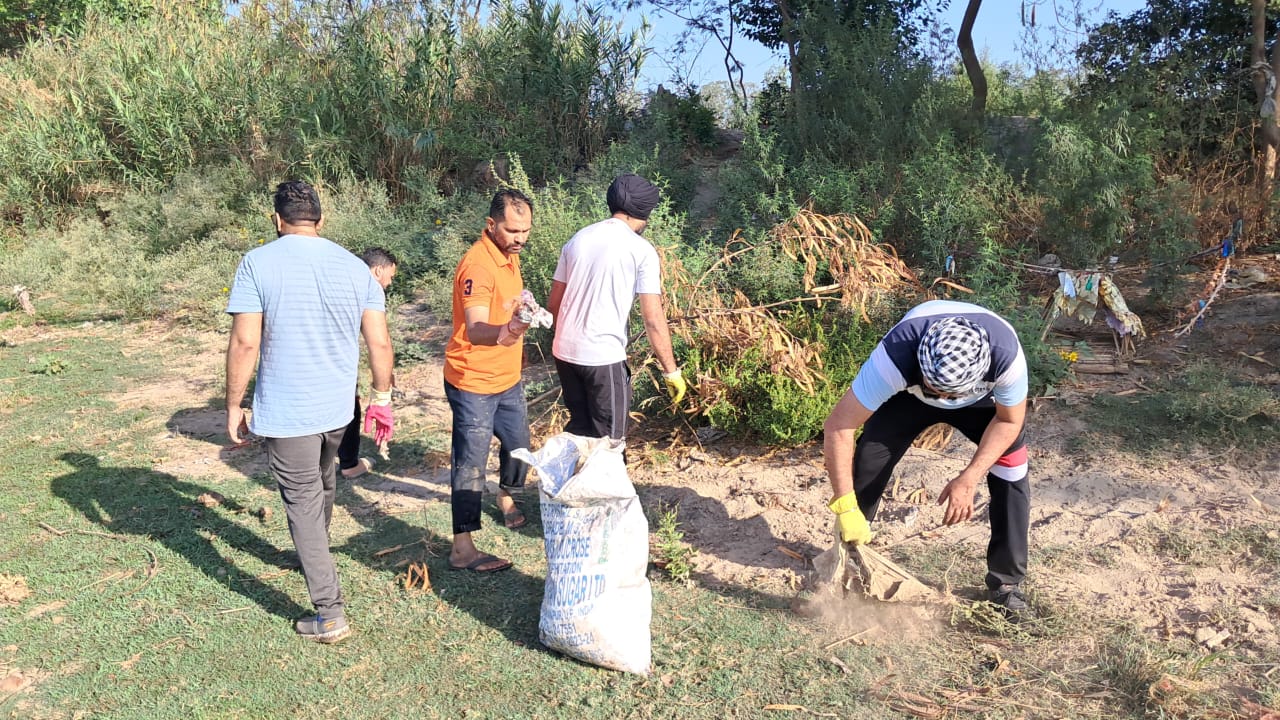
[634,0,1148,89]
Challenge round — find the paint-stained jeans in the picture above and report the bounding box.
[444,380,529,535]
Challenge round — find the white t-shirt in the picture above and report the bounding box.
[552,218,662,366]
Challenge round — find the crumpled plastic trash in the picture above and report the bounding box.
[515,289,553,329]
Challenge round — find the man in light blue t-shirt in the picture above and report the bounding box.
[225,180,394,643]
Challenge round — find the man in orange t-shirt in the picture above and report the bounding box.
[443,189,535,573]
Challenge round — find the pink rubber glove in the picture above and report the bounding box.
[363,404,394,445]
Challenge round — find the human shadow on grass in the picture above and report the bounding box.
[49,452,309,621]
[183,429,551,649]
[335,508,551,651]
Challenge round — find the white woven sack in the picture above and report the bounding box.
[512,433,652,675]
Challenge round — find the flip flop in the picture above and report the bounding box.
[503,509,528,530]
[448,554,512,573]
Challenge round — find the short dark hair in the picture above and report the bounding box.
[488,188,533,222]
[360,247,399,269]
[273,180,322,224]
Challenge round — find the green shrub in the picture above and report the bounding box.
[1088,360,1280,451]
[1033,118,1155,266]
[0,218,158,320]
[701,310,886,446]
[1132,180,1199,310]
[102,165,264,255]
[647,85,719,150]
[712,124,797,236]
[0,0,645,217]
[652,503,694,585]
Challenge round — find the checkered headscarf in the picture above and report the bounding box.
[917,316,991,395]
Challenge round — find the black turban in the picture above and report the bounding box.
[606,174,661,220]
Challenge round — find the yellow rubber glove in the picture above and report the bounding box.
[828,492,873,545]
[663,369,687,404]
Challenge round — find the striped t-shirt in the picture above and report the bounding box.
[226,234,385,438]
[852,300,1028,411]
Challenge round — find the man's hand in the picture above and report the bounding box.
[937,471,982,525]
[498,315,531,346]
[828,492,873,545]
[226,407,250,446]
[663,368,687,404]
[364,389,394,444]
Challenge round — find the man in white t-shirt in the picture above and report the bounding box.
[547,174,686,439]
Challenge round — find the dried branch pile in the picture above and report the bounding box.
[660,208,923,416]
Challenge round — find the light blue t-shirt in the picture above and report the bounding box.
[226,234,385,438]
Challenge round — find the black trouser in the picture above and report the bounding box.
[555,358,632,440]
[853,392,1030,590]
[336,396,361,471]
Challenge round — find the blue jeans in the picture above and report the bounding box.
[444,380,529,534]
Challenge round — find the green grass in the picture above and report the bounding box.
[1083,360,1280,454]
[0,327,911,719]
[3,325,1279,719]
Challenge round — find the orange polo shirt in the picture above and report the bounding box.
[444,232,524,394]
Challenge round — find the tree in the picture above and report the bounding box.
[1250,0,1280,184]
[622,0,751,107]
[737,0,937,94]
[1076,0,1271,164]
[956,0,984,114]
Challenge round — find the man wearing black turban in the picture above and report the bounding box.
[547,174,686,440]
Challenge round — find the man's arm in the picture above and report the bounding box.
[225,312,262,444]
[547,280,566,325]
[361,309,395,392]
[360,308,397,445]
[637,293,677,374]
[463,306,528,347]
[823,389,875,500]
[937,399,1027,525]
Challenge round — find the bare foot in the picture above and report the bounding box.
[450,532,512,573]
[497,489,525,529]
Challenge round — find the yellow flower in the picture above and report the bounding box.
[222,287,230,293]
[258,238,265,244]
[434,218,443,226]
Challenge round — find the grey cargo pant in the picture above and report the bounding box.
[265,427,347,618]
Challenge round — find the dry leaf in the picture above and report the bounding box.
[196,492,224,508]
[25,600,66,619]
[403,562,431,592]
[777,546,805,561]
[1240,700,1280,720]
[0,574,30,605]
[373,543,406,558]
[0,672,26,693]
